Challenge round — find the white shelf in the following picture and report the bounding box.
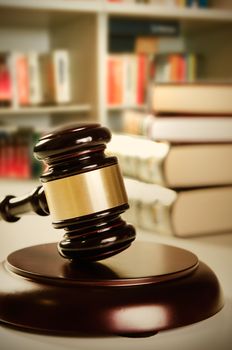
[0,104,91,116]
[0,0,232,22]
[0,0,102,13]
[107,105,147,111]
[104,3,232,22]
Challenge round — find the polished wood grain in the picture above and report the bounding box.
[0,241,223,337]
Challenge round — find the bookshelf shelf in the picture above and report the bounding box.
[104,3,232,22]
[0,105,91,116]
[0,0,102,14]
[107,105,147,112]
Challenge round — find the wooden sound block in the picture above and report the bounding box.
[0,241,223,337]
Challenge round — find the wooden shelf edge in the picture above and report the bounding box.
[0,104,91,116]
[104,3,232,22]
[0,0,102,13]
[107,104,147,111]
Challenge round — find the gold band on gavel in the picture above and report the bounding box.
[42,164,128,222]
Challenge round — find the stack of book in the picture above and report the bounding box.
[108,83,232,237]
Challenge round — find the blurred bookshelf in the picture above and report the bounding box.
[0,0,232,181]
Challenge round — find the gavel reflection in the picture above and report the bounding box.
[0,124,136,261]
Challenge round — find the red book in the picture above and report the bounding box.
[0,135,7,177]
[5,136,15,178]
[0,55,12,104]
[107,57,114,105]
[137,54,147,105]
[169,54,180,82]
[178,55,186,82]
[16,55,30,106]
[107,55,123,105]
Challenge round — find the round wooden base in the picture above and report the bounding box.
[0,241,223,337]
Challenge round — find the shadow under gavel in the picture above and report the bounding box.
[0,123,136,262]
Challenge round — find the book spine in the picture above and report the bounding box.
[122,55,132,105]
[14,133,31,179]
[114,57,124,105]
[137,54,147,105]
[0,131,7,177]
[39,54,55,104]
[131,55,138,105]
[169,54,179,82]
[175,0,186,7]
[0,54,12,106]
[28,52,42,105]
[186,0,208,7]
[198,0,208,7]
[15,54,30,106]
[107,57,115,105]
[186,53,197,82]
[107,53,150,106]
[107,55,123,105]
[155,53,193,82]
[110,18,179,36]
[53,50,71,104]
[116,110,153,136]
[186,0,198,6]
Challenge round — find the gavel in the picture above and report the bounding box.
[0,123,136,262]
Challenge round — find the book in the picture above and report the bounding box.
[123,178,232,237]
[39,50,71,104]
[186,0,208,8]
[109,18,180,37]
[110,35,186,54]
[135,37,159,54]
[107,54,150,106]
[107,55,124,105]
[108,133,232,188]
[116,109,151,135]
[112,109,232,143]
[153,54,197,83]
[0,53,12,106]
[137,54,149,104]
[27,52,42,105]
[151,83,232,115]
[15,53,30,106]
[8,51,30,108]
[109,36,135,53]
[156,37,186,54]
[7,52,40,108]
[148,116,232,143]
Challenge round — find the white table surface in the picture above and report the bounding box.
[0,180,232,350]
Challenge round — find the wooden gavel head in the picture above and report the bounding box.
[33,123,136,261]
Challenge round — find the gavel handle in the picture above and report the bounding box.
[0,186,49,222]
